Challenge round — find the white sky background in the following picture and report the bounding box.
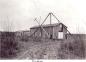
[0,0,86,34]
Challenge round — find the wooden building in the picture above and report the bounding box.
[30,23,67,39]
[15,30,30,37]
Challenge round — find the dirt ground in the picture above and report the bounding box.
[15,38,85,59]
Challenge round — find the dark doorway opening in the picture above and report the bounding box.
[50,34,53,39]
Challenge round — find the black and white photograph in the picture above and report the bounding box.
[0,0,86,61]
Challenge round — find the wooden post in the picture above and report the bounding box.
[50,13,52,25]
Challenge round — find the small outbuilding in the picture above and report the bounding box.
[30,23,67,40]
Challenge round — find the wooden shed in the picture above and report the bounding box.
[30,23,67,39]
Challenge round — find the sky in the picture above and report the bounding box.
[0,0,86,34]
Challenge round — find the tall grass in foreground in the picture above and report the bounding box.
[0,32,20,59]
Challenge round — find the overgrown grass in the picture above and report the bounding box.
[0,32,20,59]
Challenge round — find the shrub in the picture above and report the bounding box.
[0,32,20,59]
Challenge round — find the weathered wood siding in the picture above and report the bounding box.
[30,24,67,39]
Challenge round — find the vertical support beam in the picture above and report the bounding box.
[53,26,54,39]
[50,13,52,25]
[50,13,52,39]
[40,27,42,38]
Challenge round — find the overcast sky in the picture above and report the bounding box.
[0,0,86,33]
